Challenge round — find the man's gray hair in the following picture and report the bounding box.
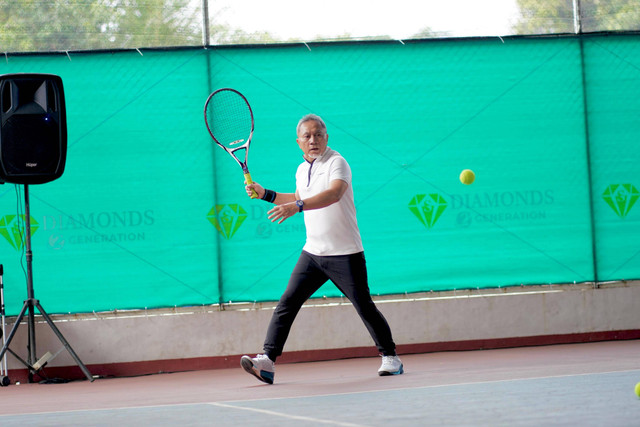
[296,114,327,135]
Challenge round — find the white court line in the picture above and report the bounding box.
[0,399,366,426]
[214,368,640,404]
[207,402,367,427]
[1,368,638,418]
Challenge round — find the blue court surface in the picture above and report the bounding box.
[1,340,639,426]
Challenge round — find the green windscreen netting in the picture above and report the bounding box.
[0,34,638,315]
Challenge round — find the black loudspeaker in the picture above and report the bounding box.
[0,73,67,184]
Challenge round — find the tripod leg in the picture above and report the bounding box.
[34,301,94,382]
[7,347,30,368]
[0,301,31,368]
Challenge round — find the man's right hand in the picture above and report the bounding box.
[245,182,264,199]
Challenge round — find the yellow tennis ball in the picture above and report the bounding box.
[460,169,475,185]
[635,382,640,398]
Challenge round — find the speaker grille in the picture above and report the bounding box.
[1,114,60,176]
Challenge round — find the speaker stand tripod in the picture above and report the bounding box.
[0,185,93,383]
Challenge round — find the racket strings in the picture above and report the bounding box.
[206,91,253,149]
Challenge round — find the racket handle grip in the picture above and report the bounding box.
[244,172,259,199]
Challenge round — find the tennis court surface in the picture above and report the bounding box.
[1,340,639,426]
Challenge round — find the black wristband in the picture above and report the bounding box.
[261,189,277,203]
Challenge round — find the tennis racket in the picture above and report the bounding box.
[204,88,258,198]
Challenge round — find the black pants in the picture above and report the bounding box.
[264,251,396,361]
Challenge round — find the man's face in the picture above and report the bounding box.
[297,120,328,160]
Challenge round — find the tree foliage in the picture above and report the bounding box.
[513,0,640,34]
[0,0,201,52]
[2,0,640,53]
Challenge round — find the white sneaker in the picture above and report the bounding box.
[240,354,275,384]
[378,355,404,376]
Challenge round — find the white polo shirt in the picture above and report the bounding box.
[295,147,364,256]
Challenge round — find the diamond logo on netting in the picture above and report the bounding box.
[207,204,247,239]
[0,215,39,250]
[408,194,447,228]
[602,184,639,218]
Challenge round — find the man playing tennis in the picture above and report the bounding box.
[241,114,403,384]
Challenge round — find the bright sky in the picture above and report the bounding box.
[211,0,520,40]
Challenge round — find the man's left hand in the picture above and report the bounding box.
[267,202,299,224]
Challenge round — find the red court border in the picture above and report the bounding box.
[6,329,640,384]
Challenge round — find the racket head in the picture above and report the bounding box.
[204,88,254,150]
